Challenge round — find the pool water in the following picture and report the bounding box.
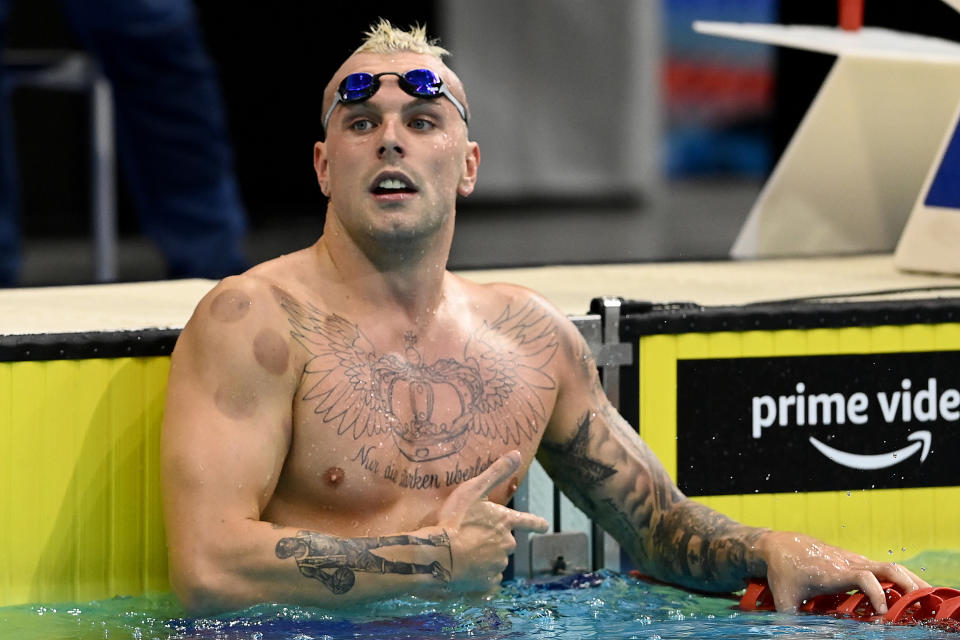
[2,552,958,640]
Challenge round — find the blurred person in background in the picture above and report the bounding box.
[0,0,247,286]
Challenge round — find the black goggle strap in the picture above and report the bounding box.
[322,70,467,131]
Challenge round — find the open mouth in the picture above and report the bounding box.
[370,173,418,196]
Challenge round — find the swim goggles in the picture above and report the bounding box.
[323,68,468,131]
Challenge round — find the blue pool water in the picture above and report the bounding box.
[2,553,958,640]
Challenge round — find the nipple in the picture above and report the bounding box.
[324,467,346,487]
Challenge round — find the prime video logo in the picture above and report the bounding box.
[751,377,960,470]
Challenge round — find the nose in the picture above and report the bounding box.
[377,117,404,160]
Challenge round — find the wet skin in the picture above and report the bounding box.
[160,47,928,615]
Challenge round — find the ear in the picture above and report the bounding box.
[457,141,481,197]
[314,141,330,197]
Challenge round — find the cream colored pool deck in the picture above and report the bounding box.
[1,254,959,335]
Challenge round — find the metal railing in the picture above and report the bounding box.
[5,49,116,282]
[513,297,634,578]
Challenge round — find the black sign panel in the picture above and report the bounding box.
[676,351,960,496]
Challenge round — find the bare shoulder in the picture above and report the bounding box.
[170,266,316,403]
[182,245,323,342]
[182,272,286,345]
[451,275,568,323]
[452,276,584,348]
[449,274,591,382]
[450,275,605,441]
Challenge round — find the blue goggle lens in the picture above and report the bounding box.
[338,69,443,102]
[401,69,442,95]
[323,68,467,132]
[341,73,377,101]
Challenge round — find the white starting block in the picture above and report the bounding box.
[695,0,960,275]
[895,96,960,274]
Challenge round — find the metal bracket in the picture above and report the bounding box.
[571,299,635,572]
[530,531,590,577]
[594,297,632,570]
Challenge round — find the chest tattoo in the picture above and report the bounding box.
[278,294,558,462]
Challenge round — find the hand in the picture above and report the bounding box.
[758,531,930,613]
[437,450,549,592]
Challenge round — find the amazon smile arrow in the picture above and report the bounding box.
[808,430,932,470]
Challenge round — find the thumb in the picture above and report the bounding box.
[769,578,802,613]
[440,450,521,518]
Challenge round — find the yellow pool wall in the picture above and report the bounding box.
[638,321,960,564]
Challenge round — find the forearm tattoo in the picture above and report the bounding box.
[541,403,766,592]
[275,530,452,594]
[650,501,767,587]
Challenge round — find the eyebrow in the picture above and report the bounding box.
[340,102,378,119]
[339,97,449,121]
[403,99,447,117]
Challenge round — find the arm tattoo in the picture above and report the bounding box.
[542,403,766,592]
[539,412,615,512]
[649,502,767,588]
[275,530,452,595]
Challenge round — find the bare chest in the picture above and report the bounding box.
[260,294,563,531]
[266,306,561,529]
[282,353,553,510]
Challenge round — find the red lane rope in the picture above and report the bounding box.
[740,579,960,631]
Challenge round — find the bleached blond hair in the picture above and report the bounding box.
[354,18,450,58]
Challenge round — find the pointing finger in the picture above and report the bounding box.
[444,450,521,512]
[509,510,550,534]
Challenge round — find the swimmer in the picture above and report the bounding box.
[160,19,929,615]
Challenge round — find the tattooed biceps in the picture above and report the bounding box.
[569,330,604,398]
[539,412,616,510]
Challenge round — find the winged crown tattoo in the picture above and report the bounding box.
[278,292,559,462]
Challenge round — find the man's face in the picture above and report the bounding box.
[315,51,479,249]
